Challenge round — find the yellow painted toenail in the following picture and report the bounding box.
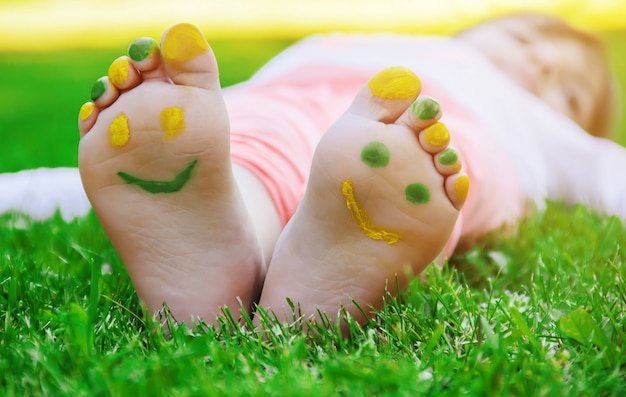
[162,23,209,63]
[108,57,130,87]
[368,67,421,100]
[79,102,95,121]
[108,113,130,147]
[160,107,186,140]
[423,122,450,147]
[453,163,462,172]
[454,175,470,201]
[342,179,400,245]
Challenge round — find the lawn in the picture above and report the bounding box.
[1,32,626,396]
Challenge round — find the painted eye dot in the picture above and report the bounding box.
[361,141,390,168]
[161,107,186,140]
[405,183,430,204]
[108,113,130,147]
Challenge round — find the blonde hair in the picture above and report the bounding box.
[461,14,619,138]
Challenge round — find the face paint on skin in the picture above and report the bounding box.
[162,23,209,63]
[423,122,450,147]
[405,183,430,204]
[108,57,130,87]
[361,141,390,168]
[128,37,159,62]
[108,113,130,148]
[454,175,470,202]
[368,67,421,100]
[412,96,440,120]
[118,160,198,194]
[79,102,95,121]
[160,107,186,140]
[90,78,107,101]
[438,148,458,165]
[342,179,400,245]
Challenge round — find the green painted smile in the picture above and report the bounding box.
[117,160,198,194]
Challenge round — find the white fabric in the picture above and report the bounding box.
[0,167,91,221]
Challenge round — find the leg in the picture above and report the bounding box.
[78,24,279,326]
[257,67,469,332]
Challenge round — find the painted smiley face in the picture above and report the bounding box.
[110,107,197,194]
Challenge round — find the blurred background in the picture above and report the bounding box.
[1,0,625,172]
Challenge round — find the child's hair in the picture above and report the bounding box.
[462,14,619,138]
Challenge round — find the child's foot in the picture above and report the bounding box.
[257,67,468,332]
[78,24,264,326]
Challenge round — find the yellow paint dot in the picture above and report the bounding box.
[367,66,421,100]
[423,122,450,147]
[162,23,209,63]
[160,107,186,140]
[108,57,129,87]
[79,102,95,121]
[454,175,470,201]
[342,179,400,245]
[108,113,130,147]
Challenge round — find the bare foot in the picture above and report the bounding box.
[257,67,468,332]
[78,24,264,326]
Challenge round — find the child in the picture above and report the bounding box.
[76,14,624,332]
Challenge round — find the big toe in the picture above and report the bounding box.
[160,23,221,90]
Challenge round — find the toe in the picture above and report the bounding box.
[107,56,141,90]
[435,147,463,175]
[160,23,221,90]
[445,173,470,210]
[418,122,450,153]
[128,37,161,72]
[78,102,99,136]
[349,66,422,123]
[90,76,119,108]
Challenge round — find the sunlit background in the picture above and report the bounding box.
[1,0,626,50]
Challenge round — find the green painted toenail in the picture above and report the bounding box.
[118,160,198,194]
[412,96,440,120]
[361,141,390,168]
[405,183,430,204]
[90,78,107,101]
[438,148,458,165]
[128,37,158,62]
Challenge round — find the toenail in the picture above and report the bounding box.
[454,175,470,201]
[361,141,390,168]
[108,57,130,87]
[438,148,458,165]
[342,180,400,244]
[162,23,209,63]
[405,183,430,204]
[423,122,450,147]
[368,67,421,100]
[108,113,130,147]
[412,96,441,120]
[160,107,186,140]
[90,78,107,101]
[128,37,159,62]
[79,102,95,121]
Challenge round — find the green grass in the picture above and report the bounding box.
[1,35,626,395]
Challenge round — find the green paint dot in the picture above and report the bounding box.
[361,141,391,168]
[90,78,107,101]
[128,37,157,62]
[405,183,430,204]
[438,148,458,165]
[411,96,441,120]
